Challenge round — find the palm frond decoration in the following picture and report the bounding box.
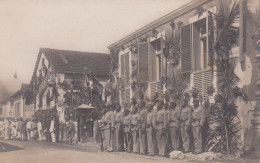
[206,0,249,154]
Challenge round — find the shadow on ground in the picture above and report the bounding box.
[0,141,24,152]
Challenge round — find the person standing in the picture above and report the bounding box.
[123,108,132,152]
[103,106,114,151]
[130,106,140,154]
[168,101,181,151]
[26,119,32,141]
[20,118,26,141]
[111,106,116,151]
[115,106,124,151]
[146,102,156,156]
[37,120,43,141]
[49,116,56,143]
[192,99,205,154]
[31,119,37,141]
[155,102,168,157]
[17,117,24,140]
[4,118,10,140]
[138,101,148,155]
[180,99,192,153]
[66,117,75,145]
[10,119,16,139]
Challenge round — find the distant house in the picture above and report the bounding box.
[108,0,259,148]
[1,84,34,119]
[29,48,111,121]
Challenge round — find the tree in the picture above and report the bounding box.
[206,0,249,154]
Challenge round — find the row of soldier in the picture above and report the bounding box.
[98,98,205,156]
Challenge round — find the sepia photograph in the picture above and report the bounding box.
[0,0,260,162]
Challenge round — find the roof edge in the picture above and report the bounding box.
[107,0,211,49]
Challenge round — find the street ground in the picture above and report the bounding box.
[0,140,259,163]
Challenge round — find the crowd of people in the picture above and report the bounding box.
[0,116,76,145]
[97,97,205,157]
[0,95,206,157]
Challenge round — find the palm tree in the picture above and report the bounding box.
[206,0,249,154]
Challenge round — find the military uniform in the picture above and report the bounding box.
[168,107,181,151]
[146,110,156,156]
[192,106,205,154]
[104,110,115,151]
[123,113,132,152]
[139,107,148,155]
[180,106,192,153]
[131,112,140,153]
[155,109,168,156]
[115,111,124,151]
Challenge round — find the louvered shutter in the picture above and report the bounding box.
[120,55,125,104]
[138,43,149,82]
[208,13,214,68]
[193,69,213,97]
[120,55,125,89]
[180,24,192,73]
[125,53,130,87]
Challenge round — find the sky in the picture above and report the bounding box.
[0,0,191,100]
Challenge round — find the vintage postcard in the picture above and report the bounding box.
[0,0,260,162]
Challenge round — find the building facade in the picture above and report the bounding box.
[108,0,260,148]
[30,48,111,122]
[1,84,34,119]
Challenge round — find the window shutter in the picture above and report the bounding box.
[120,55,125,88]
[180,24,192,73]
[138,43,149,82]
[125,53,130,87]
[193,69,213,97]
[208,13,214,68]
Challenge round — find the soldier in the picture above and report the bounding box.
[155,101,168,157]
[168,101,181,151]
[99,113,107,151]
[180,99,192,153]
[103,106,115,152]
[192,99,205,154]
[131,105,140,154]
[138,101,148,155]
[115,105,124,151]
[123,108,132,152]
[111,105,117,151]
[146,102,156,156]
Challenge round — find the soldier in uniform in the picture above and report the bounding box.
[115,105,124,151]
[111,105,117,151]
[131,106,140,154]
[155,101,168,157]
[180,98,192,153]
[192,99,205,154]
[138,101,148,155]
[123,108,132,152]
[146,102,156,156]
[168,101,181,151]
[103,106,115,152]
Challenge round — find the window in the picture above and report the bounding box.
[151,39,162,81]
[193,18,208,71]
[120,53,130,105]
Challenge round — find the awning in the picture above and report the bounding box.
[74,104,95,110]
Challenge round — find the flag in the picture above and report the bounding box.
[14,72,17,79]
[91,74,103,94]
